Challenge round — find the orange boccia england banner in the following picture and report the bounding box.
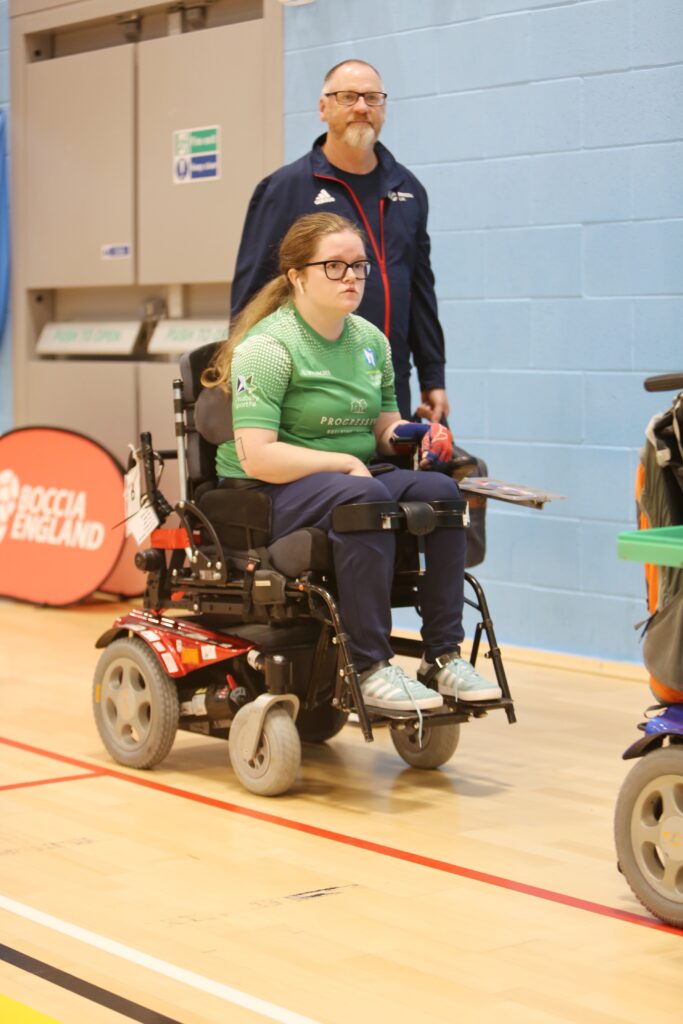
[0,427,126,606]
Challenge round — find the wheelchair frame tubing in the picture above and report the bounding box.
[464,572,515,723]
[298,579,374,742]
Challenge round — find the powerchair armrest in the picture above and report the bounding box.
[429,499,470,528]
[331,499,469,535]
[331,501,403,533]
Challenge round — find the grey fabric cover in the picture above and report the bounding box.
[640,436,683,610]
[267,529,331,578]
[462,453,487,568]
[195,385,234,445]
[643,589,683,692]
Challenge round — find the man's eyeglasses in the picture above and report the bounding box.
[301,260,372,281]
[323,91,387,108]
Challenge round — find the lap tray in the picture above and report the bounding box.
[458,477,565,509]
[617,525,683,567]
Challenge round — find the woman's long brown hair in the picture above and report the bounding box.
[202,212,365,391]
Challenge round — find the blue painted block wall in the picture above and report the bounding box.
[283,0,683,663]
[0,0,10,435]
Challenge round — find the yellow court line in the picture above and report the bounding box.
[0,994,63,1024]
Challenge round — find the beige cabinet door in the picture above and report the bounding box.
[25,45,135,288]
[137,21,266,285]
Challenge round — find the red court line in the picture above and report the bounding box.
[0,771,105,793]
[1,734,681,938]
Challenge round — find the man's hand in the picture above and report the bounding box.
[414,388,450,424]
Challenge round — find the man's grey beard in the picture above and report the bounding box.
[343,122,378,148]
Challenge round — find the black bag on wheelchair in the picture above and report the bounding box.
[452,445,487,569]
[637,388,683,700]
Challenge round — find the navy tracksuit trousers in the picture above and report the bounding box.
[255,467,466,673]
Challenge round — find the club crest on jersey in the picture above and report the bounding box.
[362,348,376,367]
[236,374,255,395]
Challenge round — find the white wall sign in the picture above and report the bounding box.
[173,126,221,183]
[148,319,228,355]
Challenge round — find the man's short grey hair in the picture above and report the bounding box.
[322,59,382,87]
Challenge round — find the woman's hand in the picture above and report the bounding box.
[235,428,374,482]
[345,456,373,477]
[419,423,453,467]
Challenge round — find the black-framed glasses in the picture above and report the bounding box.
[323,90,387,107]
[301,259,372,281]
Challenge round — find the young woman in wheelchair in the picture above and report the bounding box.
[203,212,501,713]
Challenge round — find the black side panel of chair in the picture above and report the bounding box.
[180,342,220,403]
[199,484,272,550]
[179,343,222,492]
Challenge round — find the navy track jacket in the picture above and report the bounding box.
[230,135,446,418]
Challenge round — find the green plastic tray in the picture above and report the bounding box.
[617,525,683,567]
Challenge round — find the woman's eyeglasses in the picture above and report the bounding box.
[301,260,371,281]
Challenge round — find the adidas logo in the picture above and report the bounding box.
[313,188,335,206]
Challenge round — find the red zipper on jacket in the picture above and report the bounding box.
[314,173,391,338]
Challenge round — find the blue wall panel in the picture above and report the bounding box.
[529,0,632,79]
[283,0,682,665]
[530,298,632,370]
[437,16,531,92]
[390,93,487,164]
[632,0,683,67]
[583,66,683,147]
[530,150,632,225]
[633,299,683,370]
[431,230,485,299]
[584,221,683,296]
[485,80,583,157]
[441,300,532,370]
[484,226,582,297]
[632,143,683,220]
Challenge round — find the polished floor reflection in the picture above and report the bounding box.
[1,598,681,1024]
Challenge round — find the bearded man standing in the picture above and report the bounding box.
[230,59,449,424]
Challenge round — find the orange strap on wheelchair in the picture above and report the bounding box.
[635,462,658,615]
[150,528,195,549]
[634,462,678,703]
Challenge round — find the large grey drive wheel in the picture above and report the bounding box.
[93,637,179,769]
[615,746,683,928]
[228,704,302,796]
[390,720,460,769]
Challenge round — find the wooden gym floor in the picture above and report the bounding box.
[1,597,681,1024]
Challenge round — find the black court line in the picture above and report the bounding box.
[0,944,186,1024]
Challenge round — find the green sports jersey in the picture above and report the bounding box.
[216,304,398,479]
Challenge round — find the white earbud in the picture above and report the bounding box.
[297,280,305,296]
